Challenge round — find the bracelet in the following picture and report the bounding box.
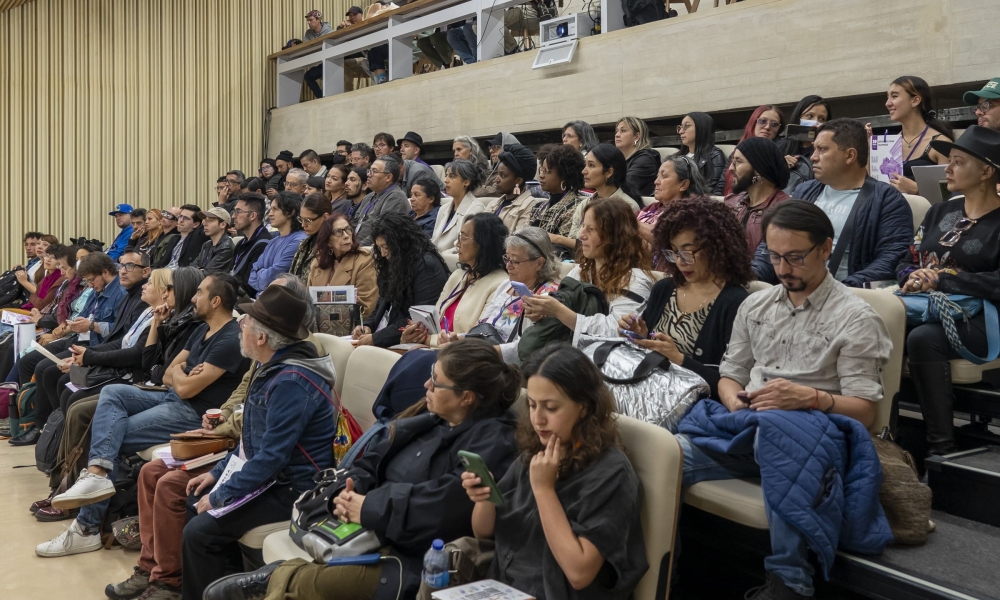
[825,392,836,415]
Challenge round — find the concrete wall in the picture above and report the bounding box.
[268,0,999,154]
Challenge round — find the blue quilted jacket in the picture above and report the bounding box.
[679,400,893,577]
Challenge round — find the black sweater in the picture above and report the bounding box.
[640,279,748,397]
[896,197,1000,303]
[626,148,662,197]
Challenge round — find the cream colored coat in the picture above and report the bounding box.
[431,192,487,254]
[428,268,509,346]
[485,190,544,234]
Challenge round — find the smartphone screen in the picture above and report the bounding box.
[458,450,504,505]
[510,282,532,298]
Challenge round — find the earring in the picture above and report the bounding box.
[560,181,567,192]
[751,174,761,185]
[513,184,521,196]
[634,140,638,146]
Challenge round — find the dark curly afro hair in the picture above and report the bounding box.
[652,196,753,287]
[535,144,586,192]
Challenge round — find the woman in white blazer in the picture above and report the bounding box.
[431,159,487,253]
[403,212,510,347]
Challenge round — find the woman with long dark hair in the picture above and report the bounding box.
[531,144,589,257]
[204,339,521,600]
[249,191,307,292]
[402,212,510,346]
[723,105,786,195]
[353,213,450,348]
[289,193,333,282]
[622,197,752,396]
[562,120,600,154]
[141,266,205,386]
[778,95,832,193]
[884,75,954,195]
[677,111,727,195]
[569,144,642,241]
[324,163,353,215]
[307,212,379,316]
[432,159,487,253]
[523,198,653,342]
[615,116,661,196]
[20,244,64,311]
[463,344,647,599]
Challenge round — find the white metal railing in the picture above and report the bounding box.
[271,0,626,106]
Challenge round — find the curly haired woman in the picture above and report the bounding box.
[620,196,754,396]
[522,197,653,344]
[353,213,450,348]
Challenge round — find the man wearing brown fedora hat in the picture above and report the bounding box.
[181,284,338,599]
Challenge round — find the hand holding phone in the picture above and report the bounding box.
[459,450,503,505]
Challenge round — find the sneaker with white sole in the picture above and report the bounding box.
[35,519,103,558]
[51,469,116,509]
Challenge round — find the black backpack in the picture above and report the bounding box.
[35,408,66,475]
[0,269,27,308]
[621,0,676,27]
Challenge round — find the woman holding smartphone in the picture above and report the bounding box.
[462,344,648,599]
[437,227,561,363]
[202,339,520,600]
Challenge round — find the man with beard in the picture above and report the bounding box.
[39,273,248,561]
[676,199,892,600]
[230,193,273,298]
[752,119,912,288]
[724,137,791,255]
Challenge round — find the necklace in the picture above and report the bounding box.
[902,125,929,148]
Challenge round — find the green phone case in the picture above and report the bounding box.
[458,450,504,505]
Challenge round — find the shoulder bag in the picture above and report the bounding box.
[895,290,999,364]
[580,337,709,432]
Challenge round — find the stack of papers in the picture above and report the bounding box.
[153,446,229,471]
[431,581,534,600]
[1,310,32,325]
[409,305,441,334]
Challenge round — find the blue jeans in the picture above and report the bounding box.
[77,385,202,531]
[446,23,477,64]
[304,65,323,98]
[677,433,816,596]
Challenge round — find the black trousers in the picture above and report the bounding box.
[906,313,989,364]
[181,483,300,600]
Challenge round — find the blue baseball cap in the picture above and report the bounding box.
[109,203,134,216]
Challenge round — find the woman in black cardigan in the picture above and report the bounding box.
[619,196,753,396]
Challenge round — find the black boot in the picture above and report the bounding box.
[9,427,40,446]
[908,362,959,456]
[202,562,282,600]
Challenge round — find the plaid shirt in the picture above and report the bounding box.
[529,190,589,236]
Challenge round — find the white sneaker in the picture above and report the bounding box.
[51,469,116,509]
[35,520,103,557]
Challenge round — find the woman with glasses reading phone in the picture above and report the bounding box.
[461,344,648,599]
[202,339,520,600]
[288,193,333,282]
[307,212,379,316]
[620,197,752,397]
[897,126,1000,456]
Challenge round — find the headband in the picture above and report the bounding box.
[512,233,546,260]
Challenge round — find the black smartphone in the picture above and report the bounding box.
[458,450,504,505]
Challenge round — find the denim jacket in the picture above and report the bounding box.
[82,275,127,345]
[208,341,336,508]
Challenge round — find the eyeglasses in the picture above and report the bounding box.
[118,262,145,272]
[230,208,254,217]
[976,99,995,114]
[177,215,193,222]
[756,118,782,130]
[457,233,473,244]
[368,169,387,176]
[662,248,702,265]
[676,123,692,133]
[331,227,352,238]
[298,215,323,225]
[503,254,535,267]
[768,244,819,267]
[938,217,977,247]
[429,365,463,392]
[82,276,97,286]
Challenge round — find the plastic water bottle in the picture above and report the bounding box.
[421,538,450,589]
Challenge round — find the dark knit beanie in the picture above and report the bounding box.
[498,143,537,181]
[734,137,790,189]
